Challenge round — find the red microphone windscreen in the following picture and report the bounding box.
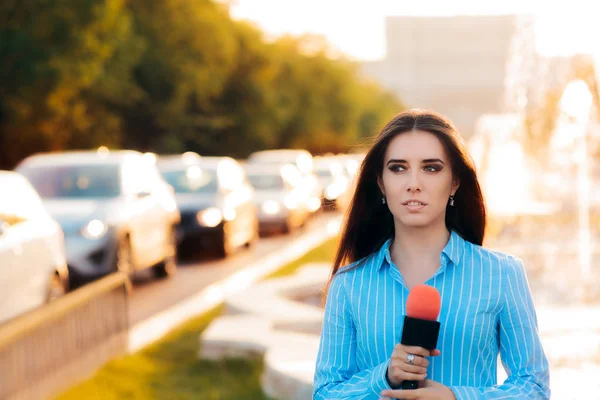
[406,285,441,321]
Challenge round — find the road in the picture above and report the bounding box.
[128,212,339,325]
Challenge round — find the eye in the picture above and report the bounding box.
[388,164,405,172]
[423,164,442,172]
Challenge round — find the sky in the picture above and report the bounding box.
[229,0,599,60]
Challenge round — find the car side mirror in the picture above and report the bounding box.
[136,191,152,199]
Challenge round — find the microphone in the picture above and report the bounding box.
[400,284,441,390]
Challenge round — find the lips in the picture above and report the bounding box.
[402,199,427,212]
[402,200,428,206]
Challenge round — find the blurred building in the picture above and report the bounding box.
[362,15,520,137]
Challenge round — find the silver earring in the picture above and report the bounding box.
[382,196,386,204]
[449,195,455,207]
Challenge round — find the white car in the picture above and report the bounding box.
[247,149,322,214]
[313,156,353,211]
[244,163,310,234]
[15,150,181,286]
[0,171,69,324]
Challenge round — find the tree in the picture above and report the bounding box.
[0,0,403,167]
[0,0,139,167]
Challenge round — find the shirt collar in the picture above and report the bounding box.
[378,230,465,271]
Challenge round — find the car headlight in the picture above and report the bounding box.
[262,200,281,215]
[80,219,108,240]
[197,208,223,227]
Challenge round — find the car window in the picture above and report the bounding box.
[247,174,285,190]
[160,167,218,194]
[18,164,121,199]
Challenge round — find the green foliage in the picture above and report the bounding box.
[0,0,140,166]
[0,0,402,168]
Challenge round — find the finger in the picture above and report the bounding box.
[402,345,432,358]
[430,349,441,356]
[392,353,429,369]
[391,370,427,381]
[409,356,429,368]
[398,362,427,375]
[389,365,427,382]
[381,388,425,399]
[391,348,428,363]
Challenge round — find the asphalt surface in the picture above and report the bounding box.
[128,212,338,324]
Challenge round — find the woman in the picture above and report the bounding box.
[313,109,550,399]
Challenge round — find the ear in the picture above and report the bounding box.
[451,177,460,196]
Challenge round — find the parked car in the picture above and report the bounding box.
[157,154,258,257]
[247,149,322,214]
[313,156,353,211]
[15,150,180,286]
[0,171,69,324]
[244,163,310,234]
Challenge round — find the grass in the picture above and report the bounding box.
[56,236,339,400]
[264,235,337,279]
[57,305,270,400]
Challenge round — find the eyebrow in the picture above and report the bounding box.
[386,158,446,165]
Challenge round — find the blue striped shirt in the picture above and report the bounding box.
[313,230,550,399]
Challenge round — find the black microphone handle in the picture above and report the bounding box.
[399,316,441,390]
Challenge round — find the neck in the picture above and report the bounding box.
[390,222,451,270]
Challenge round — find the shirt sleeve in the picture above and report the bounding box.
[449,257,551,399]
[313,271,393,399]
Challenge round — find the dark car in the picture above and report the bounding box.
[158,154,259,257]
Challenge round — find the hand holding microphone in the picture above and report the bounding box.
[386,285,442,390]
[386,344,440,388]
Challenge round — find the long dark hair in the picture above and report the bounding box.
[327,109,486,288]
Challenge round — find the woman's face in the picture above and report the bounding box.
[378,130,459,229]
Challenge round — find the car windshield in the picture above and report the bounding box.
[18,164,121,199]
[247,174,285,190]
[160,167,218,194]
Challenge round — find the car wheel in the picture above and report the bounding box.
[153,228,177,278]
[47,272,67,302]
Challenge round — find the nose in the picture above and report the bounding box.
[406,170,421,193]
